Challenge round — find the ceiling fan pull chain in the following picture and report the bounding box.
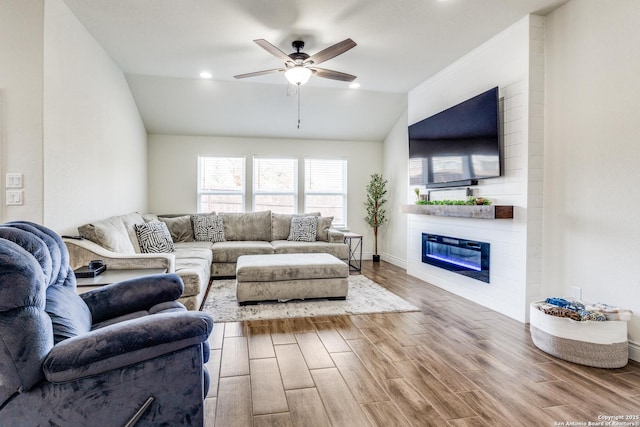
[297,86,301,129]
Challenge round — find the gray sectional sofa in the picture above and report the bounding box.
[64,210,349,310]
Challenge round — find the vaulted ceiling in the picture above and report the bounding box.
[62,0,566,141]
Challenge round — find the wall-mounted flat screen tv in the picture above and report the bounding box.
[409,86,501,188]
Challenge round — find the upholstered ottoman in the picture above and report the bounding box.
[236,253,349,305]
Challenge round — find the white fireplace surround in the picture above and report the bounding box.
[406,15,544,323]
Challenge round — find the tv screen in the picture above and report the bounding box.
[409,87,500,188]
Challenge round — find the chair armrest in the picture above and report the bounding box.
[43,311,213,383]
[80,273,184,323]
[328,228,345,243]
[64,237,175,272]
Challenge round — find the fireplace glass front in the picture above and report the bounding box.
[422,233,490,283]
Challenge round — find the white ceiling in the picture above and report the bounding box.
[62,0,566,141]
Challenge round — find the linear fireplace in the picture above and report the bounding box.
[421,233,490,283]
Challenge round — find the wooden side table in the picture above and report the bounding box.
[343,232,363,272]
[76,268,168,294]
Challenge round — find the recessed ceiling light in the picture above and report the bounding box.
[200,71,213,79]
[349,82,360,89]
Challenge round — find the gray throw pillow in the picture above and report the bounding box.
[134,221,175,253]
[316,216,334,242]
[287,216,318,242]
[159,215,195,242]
[191,213,225,243]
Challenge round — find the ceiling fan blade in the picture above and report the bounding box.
[253,39,293,63]
[234,68,285,79]
[305,38,356,66]
[312,68,357,82]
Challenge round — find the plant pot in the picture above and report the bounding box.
[372,255,381,262]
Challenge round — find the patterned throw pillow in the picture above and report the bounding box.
[134,221,175,253]
[287,216,318,242]
[191,213,225,243]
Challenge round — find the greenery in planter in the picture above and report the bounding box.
[365,173,388,261]
[415,196,492,206]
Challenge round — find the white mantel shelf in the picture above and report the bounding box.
[401,204,514,219]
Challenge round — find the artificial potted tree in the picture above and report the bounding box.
[365,173,388,262]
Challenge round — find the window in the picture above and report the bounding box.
[198,156,245,213]
[197,156,348,225]
[253,157,297,214]
[305,158,347,227]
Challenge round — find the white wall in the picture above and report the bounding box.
[148,134,383,256]
[544,0,640,358]
[403,15,544,322]
[381,110,409,268]
[42,0,148,234]
[0,0,44,223]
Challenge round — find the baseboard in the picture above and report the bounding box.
[380,252,407,269]
[361,251,407,269]
[629,340,640,363]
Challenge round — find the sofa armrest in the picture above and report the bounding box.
[64,237,175,272]
[80,273,185,323]
[328,228,345,243]
[43,311,213,383]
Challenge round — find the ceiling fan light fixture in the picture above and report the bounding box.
[285,66,312,85]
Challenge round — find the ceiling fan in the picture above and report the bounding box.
[234,38,357,86]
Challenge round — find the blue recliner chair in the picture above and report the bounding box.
[0,221,213,426]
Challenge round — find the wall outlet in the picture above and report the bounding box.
[571,286,582,301]
[6,190,23,206]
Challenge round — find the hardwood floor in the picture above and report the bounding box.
[204,261,640,426]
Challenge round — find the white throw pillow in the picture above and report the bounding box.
[134,221,175,253]
[287,216,318,242]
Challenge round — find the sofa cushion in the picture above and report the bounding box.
[134,222,175,253]
[288,216,318,242]
[174,258,211,299]
[172,244,213,304]
[118,212,147,253]
[160,215,195,243]
[271,212,321,240]
[78,215,136,254]
[316,217,334,242]
[142,213,159,222]
[173,241,215,255]
[211,241,274,263]
[271,240,349,260]
[221,211,272,241]
[192,214,225,243]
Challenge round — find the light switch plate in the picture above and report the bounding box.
[6,173,23,188]
[6,190,23,206]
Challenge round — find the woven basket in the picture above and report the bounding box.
[530,302,628,368]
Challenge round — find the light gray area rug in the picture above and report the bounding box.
[201,274,420,323]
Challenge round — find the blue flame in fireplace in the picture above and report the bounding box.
[425,254,481,271]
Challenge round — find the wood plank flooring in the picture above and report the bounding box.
[204,261,640,426]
